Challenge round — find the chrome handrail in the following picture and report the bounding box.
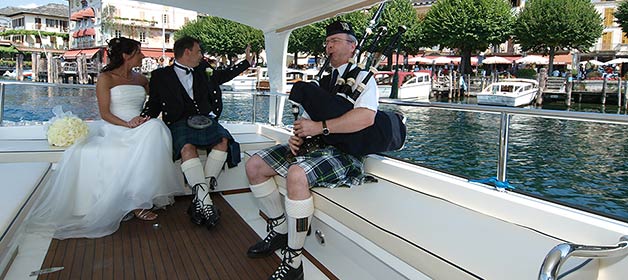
[4,81,628,184]
[538,236,628,280]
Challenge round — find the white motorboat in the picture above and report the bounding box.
[1,1,627,280]
[375,71,431,100]
[477,78,539,107]
[220,67,268,91]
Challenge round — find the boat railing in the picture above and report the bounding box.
[3,81,628,185]
[538,235,628,280]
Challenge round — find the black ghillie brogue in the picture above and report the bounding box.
[247,214,288,258]
[268,247,304,280]
[188,183,220,228]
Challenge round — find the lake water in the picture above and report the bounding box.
[3,83,628,221]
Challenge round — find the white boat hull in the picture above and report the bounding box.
[476,90,537,106]
[378,83,430,100]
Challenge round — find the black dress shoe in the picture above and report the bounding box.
[188,184,221,228]
[247,214,288,258]
[268,247,304,280]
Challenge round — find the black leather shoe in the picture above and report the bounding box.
[188,184,221,228]
[203,204,221,229]
[268,247,304,280]
[247,214,288,258]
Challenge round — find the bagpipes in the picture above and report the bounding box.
[289,23,408,158]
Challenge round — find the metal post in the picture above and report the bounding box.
[0,83,5,125]
[602,76,607,105]
[497,112,511,182]
[618,77,622,107]
[251,93,257,123]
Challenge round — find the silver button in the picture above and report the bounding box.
[164,112,168,115]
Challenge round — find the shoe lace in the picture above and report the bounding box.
[266,214,286,233]
[263,214,285,243]
[271,247,302,279]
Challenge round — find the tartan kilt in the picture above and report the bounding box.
[168,119,235,160]
[255,144,364,188]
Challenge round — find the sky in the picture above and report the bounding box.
[0,0,68,9]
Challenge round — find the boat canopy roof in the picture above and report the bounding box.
[140,0,381,33]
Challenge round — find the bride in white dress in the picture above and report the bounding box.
[28,37,183,239]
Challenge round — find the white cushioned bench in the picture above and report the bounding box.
[0,162,51,277]
[267,157,595,279]
[0,123,277,163]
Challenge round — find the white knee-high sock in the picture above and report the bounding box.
[204,149,227,180]
[181,158,212,205]
[285,196,314,268]
[250,178,287,234]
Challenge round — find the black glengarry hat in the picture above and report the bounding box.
[326,20,356,38]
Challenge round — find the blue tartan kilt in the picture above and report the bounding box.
[168,119,236,161]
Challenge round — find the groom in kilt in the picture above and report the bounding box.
[142,36,253,229]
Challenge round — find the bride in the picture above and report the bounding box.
[28,37,184,239]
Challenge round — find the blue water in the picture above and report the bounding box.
[3,83,628,221]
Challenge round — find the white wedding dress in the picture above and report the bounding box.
[28,85,184,239]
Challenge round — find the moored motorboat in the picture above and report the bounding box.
[477,78,539,107]
[375,71,431,99]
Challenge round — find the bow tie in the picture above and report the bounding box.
[174,63,194,75]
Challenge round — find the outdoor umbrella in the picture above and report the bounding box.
[515,55,549,65]
[604,58,628,65]
[482,56,511,64]
[579,60,604,66]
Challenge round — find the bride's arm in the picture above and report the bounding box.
[96,73,133,127]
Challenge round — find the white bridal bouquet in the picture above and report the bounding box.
[46,106,89,147]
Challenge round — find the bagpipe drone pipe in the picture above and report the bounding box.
[289,25,408,158]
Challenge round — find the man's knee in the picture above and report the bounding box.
[286,165,310,199]
[181,144,198,160]
[214,137,228,151]
[245,155,264,177]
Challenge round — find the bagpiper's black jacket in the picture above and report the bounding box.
[141,60,250,124]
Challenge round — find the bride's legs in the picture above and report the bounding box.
[133,209,158,221]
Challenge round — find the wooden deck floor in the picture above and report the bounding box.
[37,194,281,280]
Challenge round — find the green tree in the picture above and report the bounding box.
[514,0,602,72]
[616,1,628,40]
[378,0,421,68]
[176,17,264,64]
[287,10,369,66]
[422,0,514,74]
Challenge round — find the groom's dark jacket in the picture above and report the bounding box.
[141,59,250,125]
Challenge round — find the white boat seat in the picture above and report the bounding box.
[270,160,598,279]
[0,124,276,163]
[0,162,51,276]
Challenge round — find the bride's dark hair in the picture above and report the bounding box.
[101,37,141,73]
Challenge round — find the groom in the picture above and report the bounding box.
[142,36,253,229]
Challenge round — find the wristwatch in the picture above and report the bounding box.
[322,120,330,136]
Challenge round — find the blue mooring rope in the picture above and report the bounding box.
[469,177,514,190]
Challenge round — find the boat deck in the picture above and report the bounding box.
[36,194,280,280]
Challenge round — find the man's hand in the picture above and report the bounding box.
[127,115,150,128]
[288,135,304,155]
[245,44,253,65]
[293,118,321,138]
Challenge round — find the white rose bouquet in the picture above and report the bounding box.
[46,106,90,147]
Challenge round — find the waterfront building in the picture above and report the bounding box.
[0,4,69,56]
[67,0,197,70]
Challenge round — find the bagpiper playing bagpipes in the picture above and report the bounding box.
[289,19,408,158]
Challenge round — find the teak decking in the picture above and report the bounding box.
[37,194,280,280]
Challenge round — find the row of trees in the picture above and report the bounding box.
[175,0,612,74]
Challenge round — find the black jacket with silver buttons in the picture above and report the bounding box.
[142,59,251,125]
